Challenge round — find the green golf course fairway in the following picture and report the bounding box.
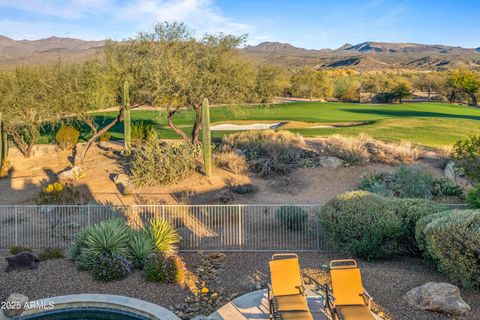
[51,101,480,148]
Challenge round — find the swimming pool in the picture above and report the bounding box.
[18,295,180,320]
[21,307,150,320]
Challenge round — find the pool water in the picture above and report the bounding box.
[20,307,151,320]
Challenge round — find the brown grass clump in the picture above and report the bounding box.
[222,130,307,178]
[214,151,248,174]
[320,134,420,165]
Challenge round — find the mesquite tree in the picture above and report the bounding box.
[201,98,212,176]
[0,65,61,158]
[128,22,255,144]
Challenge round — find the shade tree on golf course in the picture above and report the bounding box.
[447,68,480,106]
[120,22,256,144]
[0,65,64,158]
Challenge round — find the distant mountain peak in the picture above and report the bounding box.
[336,43,353,50]
[245,41,304,51]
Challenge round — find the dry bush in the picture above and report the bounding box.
[320,134,420,165]
[222,130,307,178]
[214,151,248,174]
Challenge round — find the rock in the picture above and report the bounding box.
[445,161,456,180]
[318,156,343,169]
[218,190,234,203]
[230,183,255,194]
[113,173,130,185]
[2,293,28,318]
[5,252,40,273]
[112,173,134,195]
[235,149,245,157]
[404,282,470,315]
[58,166,85,181]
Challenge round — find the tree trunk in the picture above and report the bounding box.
[167,110,191,143]
[427,89,431,102]
[0,112,3,166]
[469,92,478,107]
[191,105,202,144]
[8,127,36,158]
[77,106,126,165]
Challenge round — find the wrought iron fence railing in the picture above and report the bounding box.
[0,205,325,252]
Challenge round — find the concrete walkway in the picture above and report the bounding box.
[209,289,326,320]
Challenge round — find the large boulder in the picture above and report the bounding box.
[404,282,470,315]
[113,173,134,195]
[444,161,456,180]
[5,252,40,273]
[318,156,343,169]
[2,293,28,318]
[58,166,85,181]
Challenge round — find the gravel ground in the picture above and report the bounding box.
[0,252,478,320]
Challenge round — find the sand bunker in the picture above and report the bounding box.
[211,123,284,131]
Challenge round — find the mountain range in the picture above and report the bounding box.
[1,35,479,71]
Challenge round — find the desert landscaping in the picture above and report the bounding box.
[1,5,480,320]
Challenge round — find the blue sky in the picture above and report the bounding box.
[0,0,479,49]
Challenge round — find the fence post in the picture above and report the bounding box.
[238,205,243,248]
[87,205,91,226]
[14,205,18,246]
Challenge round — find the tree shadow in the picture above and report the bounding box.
[340,108,480,121]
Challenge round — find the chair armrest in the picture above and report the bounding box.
[362,290,373,309]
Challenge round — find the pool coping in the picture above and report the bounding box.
[14,294,180,320]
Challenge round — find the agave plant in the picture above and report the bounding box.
[149,218,180,254]
[72,219,130,270]
[126,230,156,269]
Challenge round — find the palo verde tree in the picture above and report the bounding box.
[447,68,480,107]
[59,59,126,165]
[0,65,61,158]
[127,21,255,144]
[290,67,333,100]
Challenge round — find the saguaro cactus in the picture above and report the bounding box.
[0,112,6,167]
[123,80,131,152]
[202,98,212,176]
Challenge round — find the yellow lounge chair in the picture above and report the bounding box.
[268,253,313,320]
[324,259,375,320]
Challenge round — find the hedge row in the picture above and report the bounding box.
[321,191,480,290]
[320,191,442,259]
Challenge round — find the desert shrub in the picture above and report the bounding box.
[423,210,480,290]
[149,218,180,254]
[131,121,156,143]
[214,151,247,174]
[358,171,392,196]
[320,134,420,165]
[130,135,199,187]
[71,219,130,270]
[432,178,464,199]
[467,186,480,209]
[276,206,309,230]
[9,245,32,255]
[222,130,307,178]
[39,247,64,261]
[98,132,111,143]
[126,230,156,270]
[144,253,186,286]
[55,126,80,151]
[92,254,133,282]
[393,198,443,254]
[415,211,452,256]
[452,135,480,183]
[37,182,82,205]
[359,167,460,200]
[320,191,402,259]
[393,166,434,199]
